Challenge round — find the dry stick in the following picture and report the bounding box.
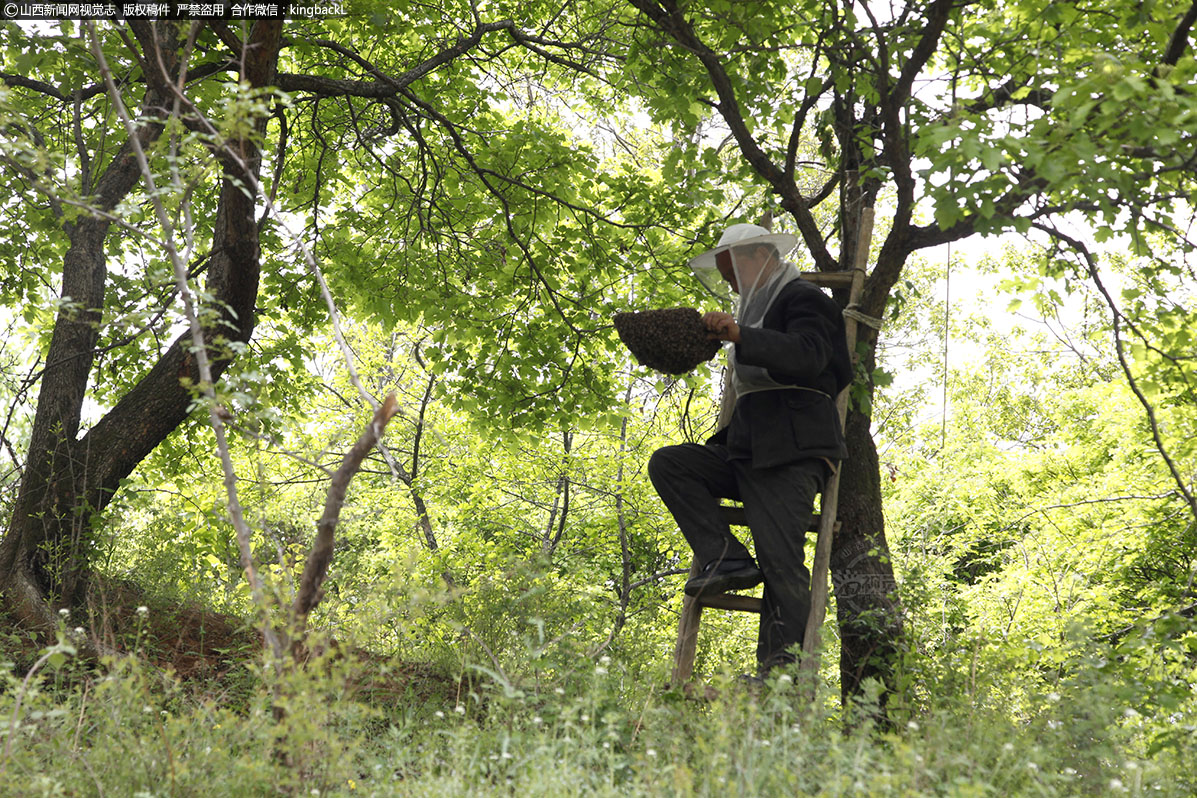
[145,26,434,484]
[590,381,636,659]
[301,248,412,489]
[0,644,64,776]
[108,21,404,657]
[291,393,399,642]
[70,679,90,753]
[462,625,513,688]
[85,22,284,661]
[1040,224,1197,597]
[137,26,440,639]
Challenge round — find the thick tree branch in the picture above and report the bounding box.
[1163,0,1197,66]
[876,0,956,250]
[0,72,70,100]
[892,0,957,107]
[0,72,113,102]
[784,71,832,182]
[274,13,609,101]
[626,0,837,271]
[291,394,399,629]
[964,78,1053,114]
[0,24,179,598]
[78,20,282,561]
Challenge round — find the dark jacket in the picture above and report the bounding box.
[708,278,852,468]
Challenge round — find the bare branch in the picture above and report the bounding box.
[85,18,287,661]
[291,393,400,628]
[1033,222,1197,527]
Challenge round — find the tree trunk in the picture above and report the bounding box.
[831,346,904,710]
[0,20,283,637]
[0,22,180,618]
[829,171,904,709]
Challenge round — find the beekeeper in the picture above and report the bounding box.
[648,223,852,675]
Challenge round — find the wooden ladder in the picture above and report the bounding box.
[670,261,868,686]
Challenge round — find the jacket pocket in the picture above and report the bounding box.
[787,393,839,451]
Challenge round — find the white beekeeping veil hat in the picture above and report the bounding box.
[689,223,798,307]
[688,223,804,397]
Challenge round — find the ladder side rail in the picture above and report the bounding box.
[800,208,872,673]
[670,556,705,684]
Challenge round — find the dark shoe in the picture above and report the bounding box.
[684,558,763,597]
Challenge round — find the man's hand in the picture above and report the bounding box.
[702,311,740,343]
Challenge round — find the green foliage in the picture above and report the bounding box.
[4,5,1197,795]
[1,631,1193,797]
[873,243,1196,785]
[910,0,1197,243]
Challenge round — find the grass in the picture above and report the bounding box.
[0,596,1193,797]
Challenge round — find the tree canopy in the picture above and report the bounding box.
[0,0,1194,755]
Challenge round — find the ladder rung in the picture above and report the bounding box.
[718,504,820,532]
[800,271,857,289]
[697,593,763,613]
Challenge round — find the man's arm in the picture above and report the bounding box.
[732,285,843,384]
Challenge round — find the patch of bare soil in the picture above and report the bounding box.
[82,579,462,706]
[1,579,463,709]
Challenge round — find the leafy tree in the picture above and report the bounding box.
[3,1,1193,715]
[0,19,286,634]
[0,9,684,641]
[602,0,1197,704]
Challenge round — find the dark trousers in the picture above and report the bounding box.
[648,443,827,670]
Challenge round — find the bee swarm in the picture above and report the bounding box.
[613,307,721,375]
